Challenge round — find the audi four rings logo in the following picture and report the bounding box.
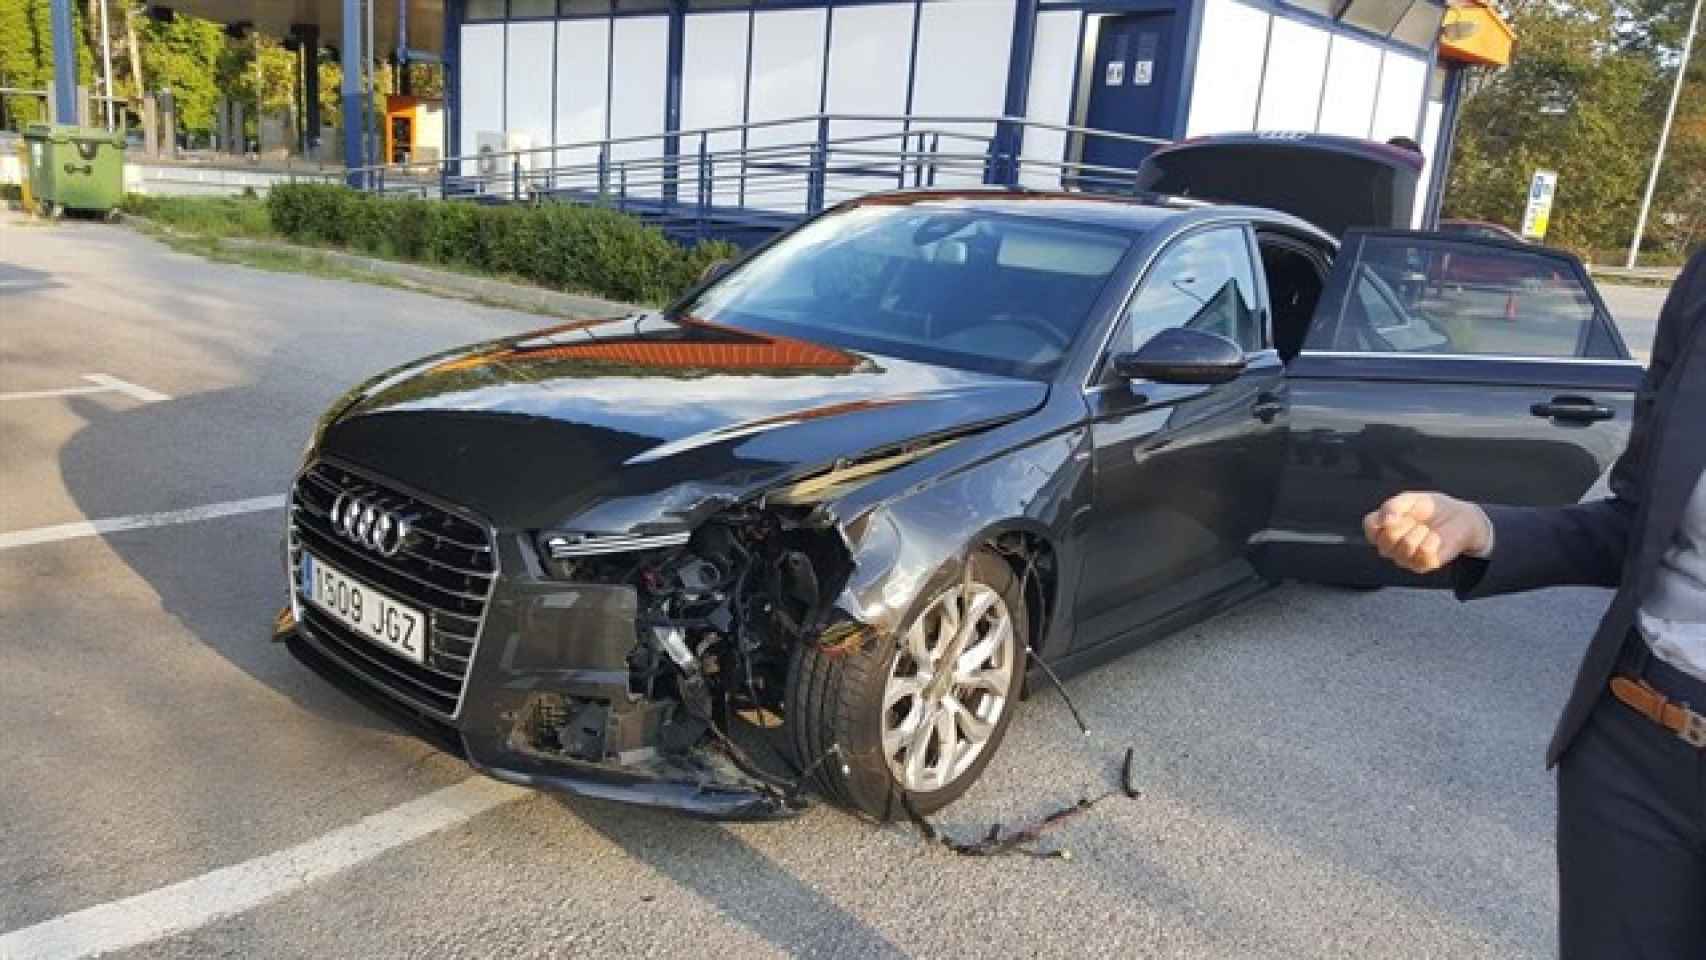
[330,494,411,557]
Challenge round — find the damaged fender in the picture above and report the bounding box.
[803,421,1092,665]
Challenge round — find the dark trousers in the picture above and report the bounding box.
[1557,640,1706,958]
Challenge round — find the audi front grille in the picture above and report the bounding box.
[288,460,496,719]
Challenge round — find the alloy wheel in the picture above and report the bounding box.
[880,581,1017,794]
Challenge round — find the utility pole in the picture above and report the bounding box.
[342,0,363,181]
[49,0,77,124]
[125,1,145,99]
[1627,0,1702,268]
[98,0,115,127]
[366,0,379,167]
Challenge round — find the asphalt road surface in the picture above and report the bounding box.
[0,213,1669,960]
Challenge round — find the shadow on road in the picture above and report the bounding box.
[563,796,909,959]
[57,385,402,737]
[0,261,61,300]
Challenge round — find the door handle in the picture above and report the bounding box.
[1531,395,1615,423]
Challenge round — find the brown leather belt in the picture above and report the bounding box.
[1610,676,1706,748]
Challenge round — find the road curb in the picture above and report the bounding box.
[1588,264,1682,287]
[120,213,640,319]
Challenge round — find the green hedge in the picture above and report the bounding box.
[266,183,739,306]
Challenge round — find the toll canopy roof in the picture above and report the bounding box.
[162,0,1508,73]
[1440,0,1515,66]
[158,0,443,55]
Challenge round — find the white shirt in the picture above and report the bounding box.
[1639,470,1706,683]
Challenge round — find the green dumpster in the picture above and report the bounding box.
[23,124,126,218]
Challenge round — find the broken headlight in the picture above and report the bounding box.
[536,530,691,581]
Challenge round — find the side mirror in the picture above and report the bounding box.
[697,258,733,285]
[1112,327,1247,385]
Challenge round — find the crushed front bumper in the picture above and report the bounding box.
[277,550,804,821]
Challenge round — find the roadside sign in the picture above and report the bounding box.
[1520,169,1558,241]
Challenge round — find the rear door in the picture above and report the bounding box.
[1255,230,1644,587]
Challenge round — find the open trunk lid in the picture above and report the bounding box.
[1133,133,1423,237]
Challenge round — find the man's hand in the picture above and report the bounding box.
[1362,491,1494,574]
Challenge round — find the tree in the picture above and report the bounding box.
[136,13,224,136]
[0,0,96,128]
[1445,0,1706,260]
[1650,74,1705,254]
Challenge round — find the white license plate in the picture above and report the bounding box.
[300,553,428,664]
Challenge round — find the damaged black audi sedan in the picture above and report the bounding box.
[279,144,1642,819]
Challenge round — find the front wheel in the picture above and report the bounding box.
[786,549,1026,818]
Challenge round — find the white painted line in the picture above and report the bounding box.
[0,385,111,402]
[0,778,525,960]
[0,375,169,405]
[0,495,286,552]
[80,373,171,404]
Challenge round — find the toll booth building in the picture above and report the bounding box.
[451,0,1485,226]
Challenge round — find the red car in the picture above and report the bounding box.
[1430,219,1564,291]
[1438,219,1527,244]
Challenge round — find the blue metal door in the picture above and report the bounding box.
[1082,13,1176,172]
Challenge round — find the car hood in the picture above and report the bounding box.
[317,315,1049,532]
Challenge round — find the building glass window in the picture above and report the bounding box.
[1391,0,1446,48]
[465,0,505,20]
[1427,63,1449,101]
[687,0,751,8]
[612,0,672,11]
[1279,0,1338,17]
[1340,0,1414,36]
[561,0,612,12]
[511,0,557,16]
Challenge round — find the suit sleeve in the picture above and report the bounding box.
[1454,251,1703,599]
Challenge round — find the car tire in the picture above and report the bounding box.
[786,548,1027,819]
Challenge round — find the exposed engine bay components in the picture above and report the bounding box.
[512,507,860,804]
[508,503,1063,819]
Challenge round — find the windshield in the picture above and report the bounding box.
[678,204,1135,379]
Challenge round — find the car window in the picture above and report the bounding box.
[1305,234,1603,358]
[682,205,1133,380]
[1116,226,1262,358]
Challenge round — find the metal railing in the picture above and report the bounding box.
[342,114,1172,242]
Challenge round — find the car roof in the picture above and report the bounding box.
[846,188,1200,232]
[843,188,1333,245]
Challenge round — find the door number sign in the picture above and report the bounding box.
[1107,59,1155,86]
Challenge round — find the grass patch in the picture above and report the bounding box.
[121,193,274,240]
[130,218,599,319]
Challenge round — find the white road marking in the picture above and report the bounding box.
[0,778,525,960]
[0,495,286,552]
[0,374,169,405]
[80,373,171,404]
[0,385,111,402]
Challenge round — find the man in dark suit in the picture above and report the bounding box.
[1364,249,1705,958]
